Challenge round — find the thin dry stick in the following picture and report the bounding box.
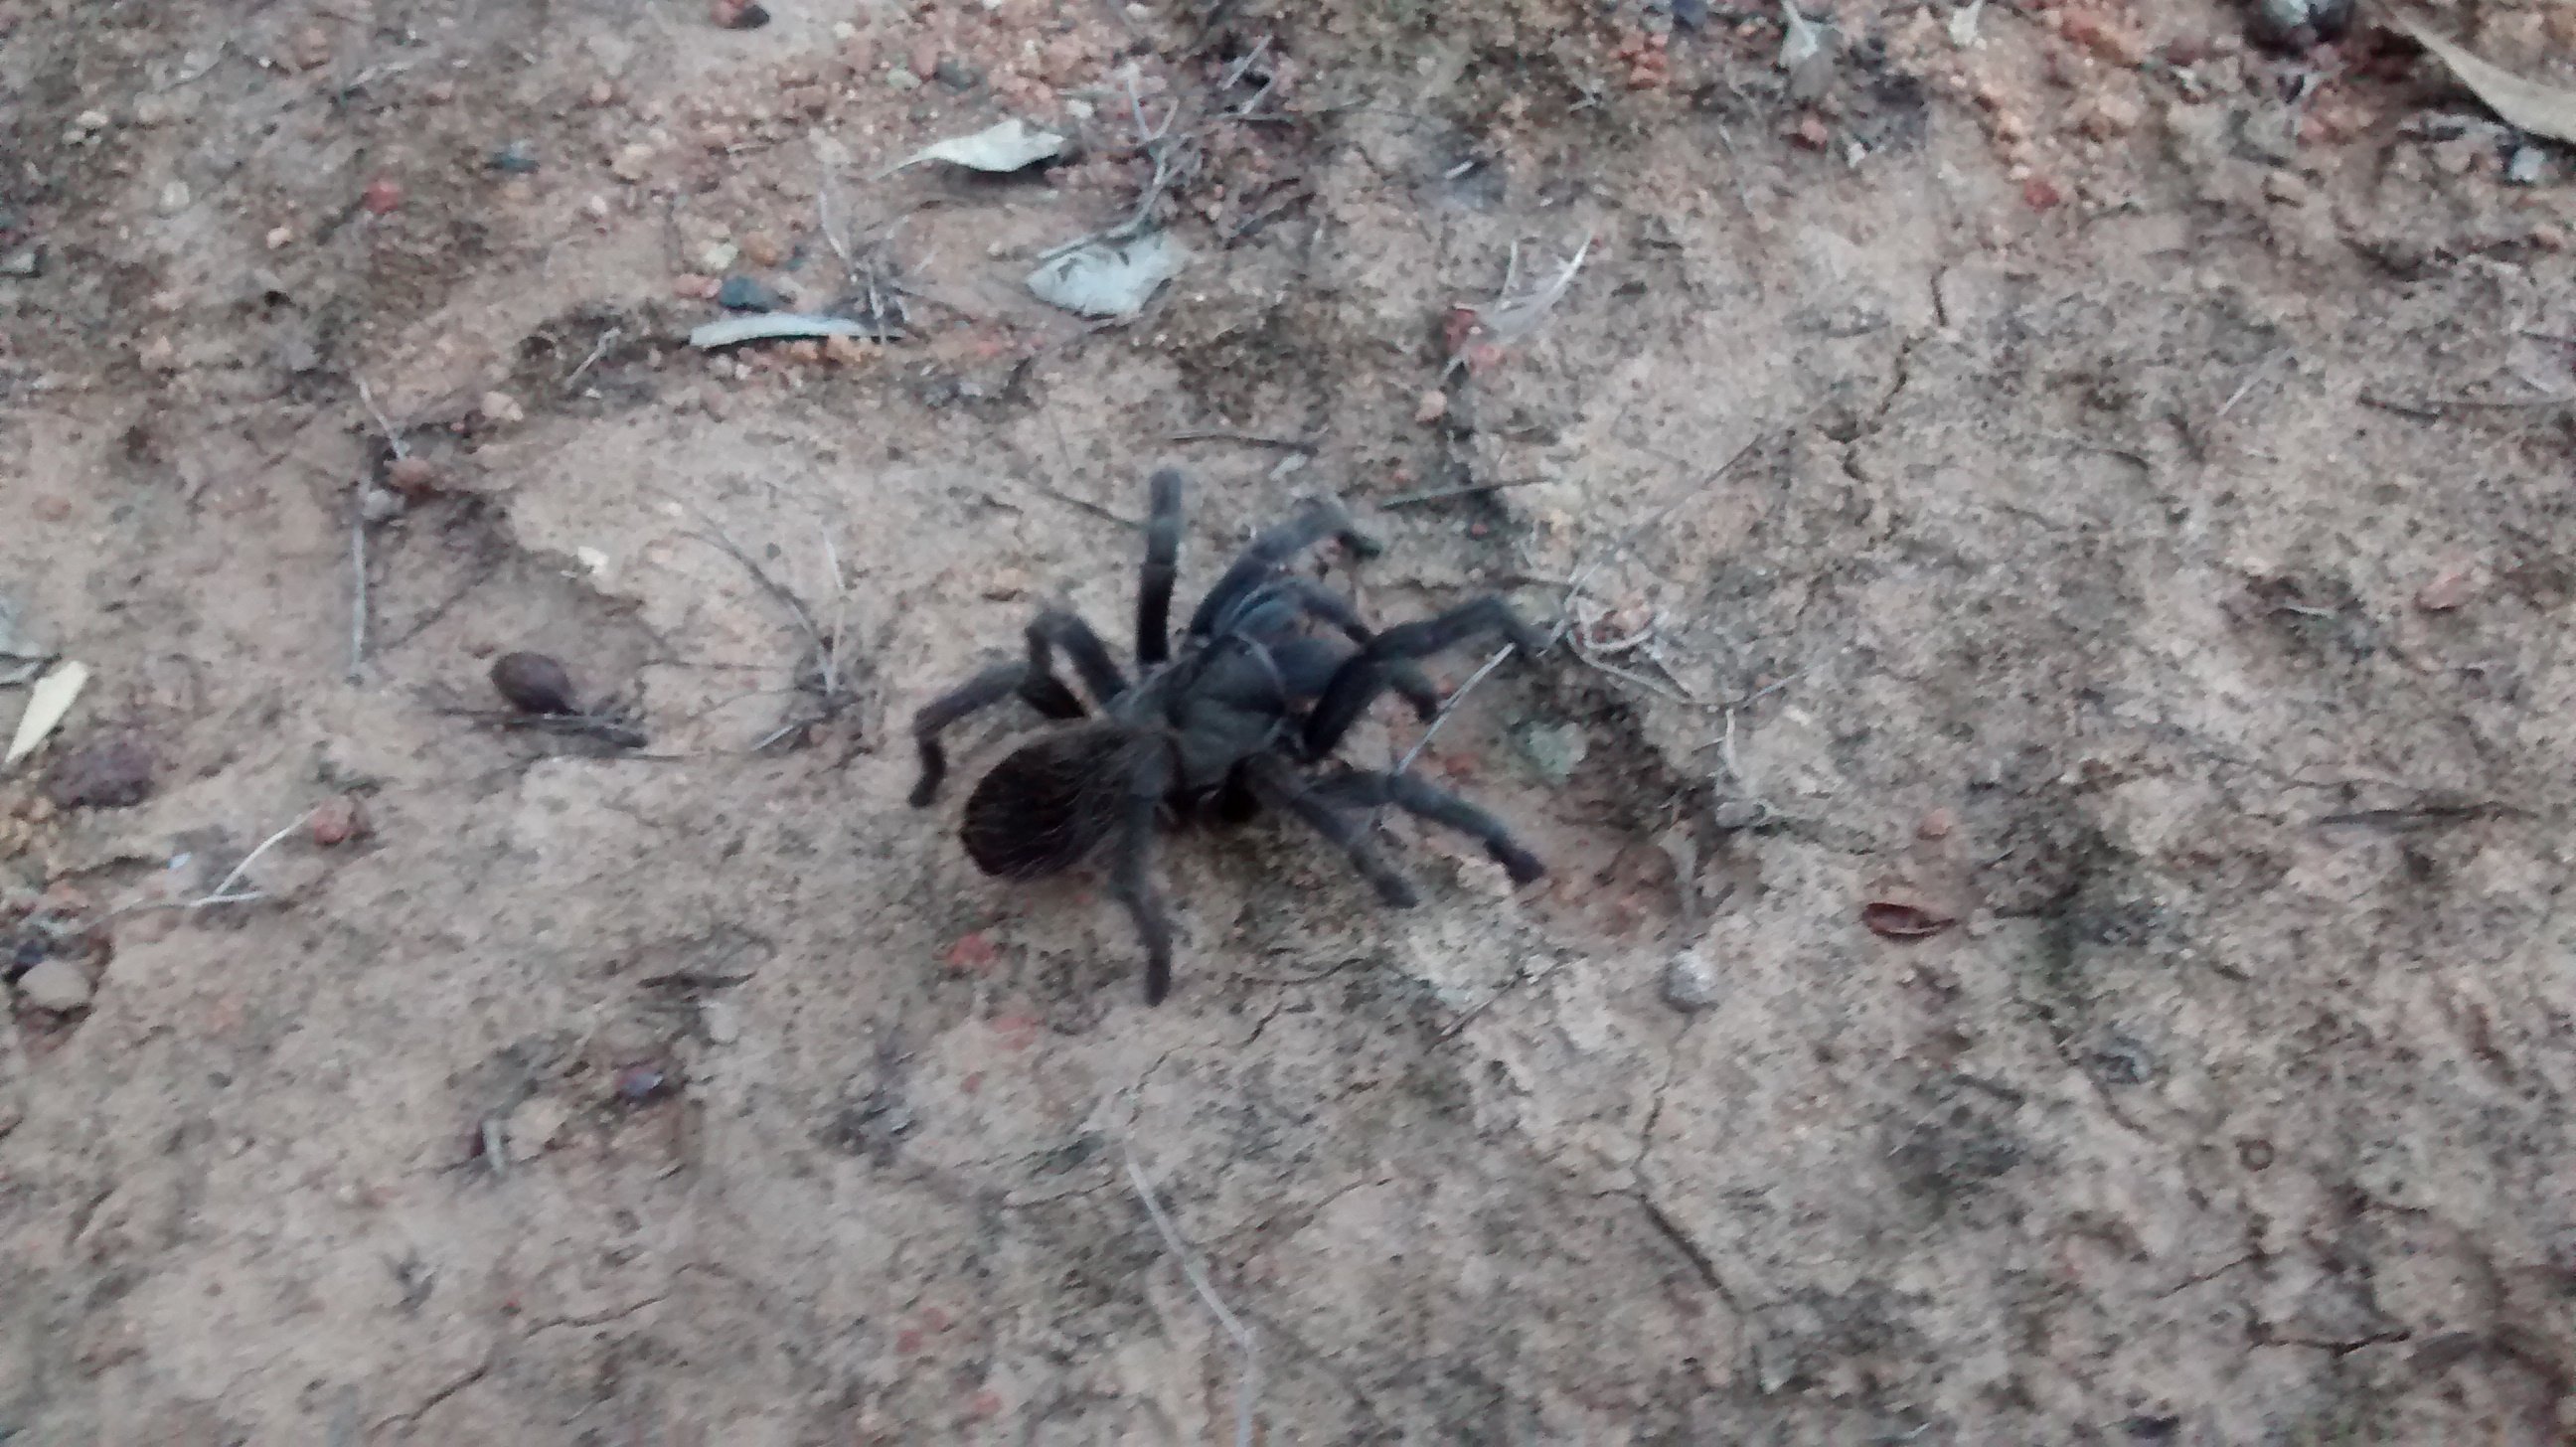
[1123,1149,1258,1447]
[194,808,322,906]
[2216,347,2291,418]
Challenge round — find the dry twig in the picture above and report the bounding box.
[1123,1148,1258,1447]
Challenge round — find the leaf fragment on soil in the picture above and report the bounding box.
[1861,897,1957,939]
[1026,231,1187,318]
[2394,14,2576,145]
[891,117,1066,176]
[7,660,89,768]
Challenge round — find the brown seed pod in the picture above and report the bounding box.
[490,652,578,716]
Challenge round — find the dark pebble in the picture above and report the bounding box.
[717,273,783,312]
[616,1063,671,1102]
[490,652,578,715]
[932,59,983,91]
[1671,0,1708,31]
[487,141,540,174]
[47,736,155,810]
[2246,0,2352,53]
[720,1,771,29]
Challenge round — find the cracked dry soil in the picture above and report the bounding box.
[4,0,2575,1441]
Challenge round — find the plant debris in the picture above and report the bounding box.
[1861,896,1957,939]
[689,312,900,350]
[6,660,88,768]
[889,117,1065,177]
[1026,231,1187,318]
[2393,13,2576,145]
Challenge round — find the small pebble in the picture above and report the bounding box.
[739,230,783,267]
[488,141,540,174]
[155,181,191,216]
[698,241,739,273]
[711,0,771,28]
[16,959,92,1014]
[360,177,403,215]
[610,142,655,182]
[490,652,578,715]
[264,225,294,249]
[2246,0,2352,53]
[311,795,369,846]
[886,69,922,92]
[616,1063,671,1102]
[359,487,405,523]
[384,456,444,495]
[1515,721,1589,786]
[1,245,45,277]
[1413,389,1448,424]
[75,108,110,132]
[1661,947,1722,1013]
[702,1002,741,1045]
[717,273,783,311]
[478,390,524,424]
[933,59,983,91]
[2507,147,2547,187]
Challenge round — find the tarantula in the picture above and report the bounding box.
[908,469,1549,1004]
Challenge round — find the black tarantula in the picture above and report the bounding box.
[908,469,1549,1004]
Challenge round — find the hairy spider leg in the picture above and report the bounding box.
[1218,577,1443,719]
[1136,468,1185,667]
[1028,608,1131,706]
[1243,754,1421,907]
[1111,738,1180,1004]
[907,661,1086,807]
[1314,768,1546,883]
[1185,497,1384,639]
[1303,596,1548,758]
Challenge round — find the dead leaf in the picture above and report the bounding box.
[7,660,89,768]
[1862,897,1957,939]
[1026,231,1188,318]
[891,118,1066,176]
[2394,13,2576,145]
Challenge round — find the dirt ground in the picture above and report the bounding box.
[5,0,2576,1441]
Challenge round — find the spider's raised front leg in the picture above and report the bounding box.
[1243,754,1421,908]
[1314,767,1546,884]
[908,607,1126,808]
[1303,596,1547,759]
[1187,496,1383,639]
[1136,469,1185,668]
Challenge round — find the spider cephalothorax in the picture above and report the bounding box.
[908,468,1547,1004]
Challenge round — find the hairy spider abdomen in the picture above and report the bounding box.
[961,724,1135,880]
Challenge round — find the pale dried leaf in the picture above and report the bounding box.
[7,660,89,767]
[893,118,1065,176]
[2395,14,2576,146]
[1027,231,1187,318]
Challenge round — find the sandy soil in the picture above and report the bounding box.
[5,0,2575,1441]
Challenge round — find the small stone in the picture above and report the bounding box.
[2507,146,2547,187]
[910,40,940,79]
[360,177,403,215]
[702,1001,741,1045]
[886,69,922,92]
[582,195,613,224]
[739,230,784,267]
[0,245,44,277]
[2021,175,2065,210]
[697,241,739,273]
[311,794,369,846]
[139,335,180,372]
[586,79,617,107]
[292,26,333,69]
[616,1063,671,1102]
[1661,947,1722,1013]
[1916,807,1956,841]
[359,487,404,523]
[478,390,524,425]
[1413,389,1448,424]
[424,80,456,103]
[491,652,577,715]
[822,333,873,367]
[610,141,655,182]
[264,225,294,249]
[2080,94,2142,141]
[711,0,771,28]
[16,959,91,1013]
[717,274,782,311]
[1515,721,1589,786]
[48,736,155,810]
[154,181,191,216]
[2262,170,2310,207]
[75,108,110,132]
[384,455,443,495]
[1791,113,1831,150]
[488,141,540,174]
[933,59,983,91]
[1709,798,1769,830]
[2415,566,2478,612]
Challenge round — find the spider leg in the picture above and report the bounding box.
[1111,739,1179,1004]
[1244,755,1421,907]
[1232,577,1441,719]
[1303,596,1546,759]
[1136,468,1185,667]
[1186,496,1383,639]
[1314,767,1546,884]
[1029,608,1131,706]
[908,661,1085,807]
